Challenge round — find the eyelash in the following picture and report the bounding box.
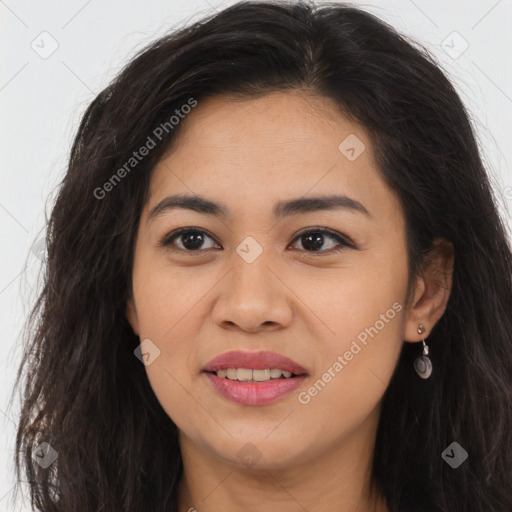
[159,226,355,255]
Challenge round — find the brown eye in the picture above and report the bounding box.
[160,226,354,255]
[289,228,353,254]
[161,228,220,252]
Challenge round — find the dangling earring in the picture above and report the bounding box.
[413,323,432,379]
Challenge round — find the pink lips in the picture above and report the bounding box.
[203,350,308,406]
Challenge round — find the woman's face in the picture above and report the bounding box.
[127,90,416,469]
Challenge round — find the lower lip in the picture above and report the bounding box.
[204,372,307,405]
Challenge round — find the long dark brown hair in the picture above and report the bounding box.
[13,1,512,511]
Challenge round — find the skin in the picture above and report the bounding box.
[126,90,454,512]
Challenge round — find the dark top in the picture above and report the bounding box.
[398,483,441,512]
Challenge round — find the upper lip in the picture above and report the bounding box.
[203,350,308,375]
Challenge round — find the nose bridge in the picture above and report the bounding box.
[212,237,293,331]
[232,241,273,294]
[230,238,279,304]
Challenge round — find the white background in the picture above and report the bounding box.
[1,1,511,510]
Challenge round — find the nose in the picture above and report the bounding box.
[211,251,294,334]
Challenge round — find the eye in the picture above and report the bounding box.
[288,228,353,254]
[160,227,220,252]
[160,226,354,254]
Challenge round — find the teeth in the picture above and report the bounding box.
[237,368,253,381]
[214,367,296,381]
[270,368,282,378]
[253,369,270,381]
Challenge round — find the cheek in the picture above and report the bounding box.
[295,256,408,411]
[295,302,405,442]
[131,251,212,338]
[297,253,407,348]
[133,283,204,432]
[129,257,198,411]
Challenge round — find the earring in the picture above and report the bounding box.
[413,323,432,379]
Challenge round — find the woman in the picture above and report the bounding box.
[14,1,512,511]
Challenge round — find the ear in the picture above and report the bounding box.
[126,296,140,336]
[404,238,454,342]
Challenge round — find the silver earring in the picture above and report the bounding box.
[413,323,432,379]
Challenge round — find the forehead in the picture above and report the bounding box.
[161,90,357,159]
[145,91,401,226]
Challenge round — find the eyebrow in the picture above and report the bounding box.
[148,193,370,222]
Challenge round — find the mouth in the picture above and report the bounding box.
[202,351,308,405]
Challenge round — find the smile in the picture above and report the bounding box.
[202,350,309,405]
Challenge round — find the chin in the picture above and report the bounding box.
[205,434,309,471]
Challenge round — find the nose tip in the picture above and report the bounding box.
[212,259,294,333]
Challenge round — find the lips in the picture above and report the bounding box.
[202,350,308,405]
[203,350,308,375]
